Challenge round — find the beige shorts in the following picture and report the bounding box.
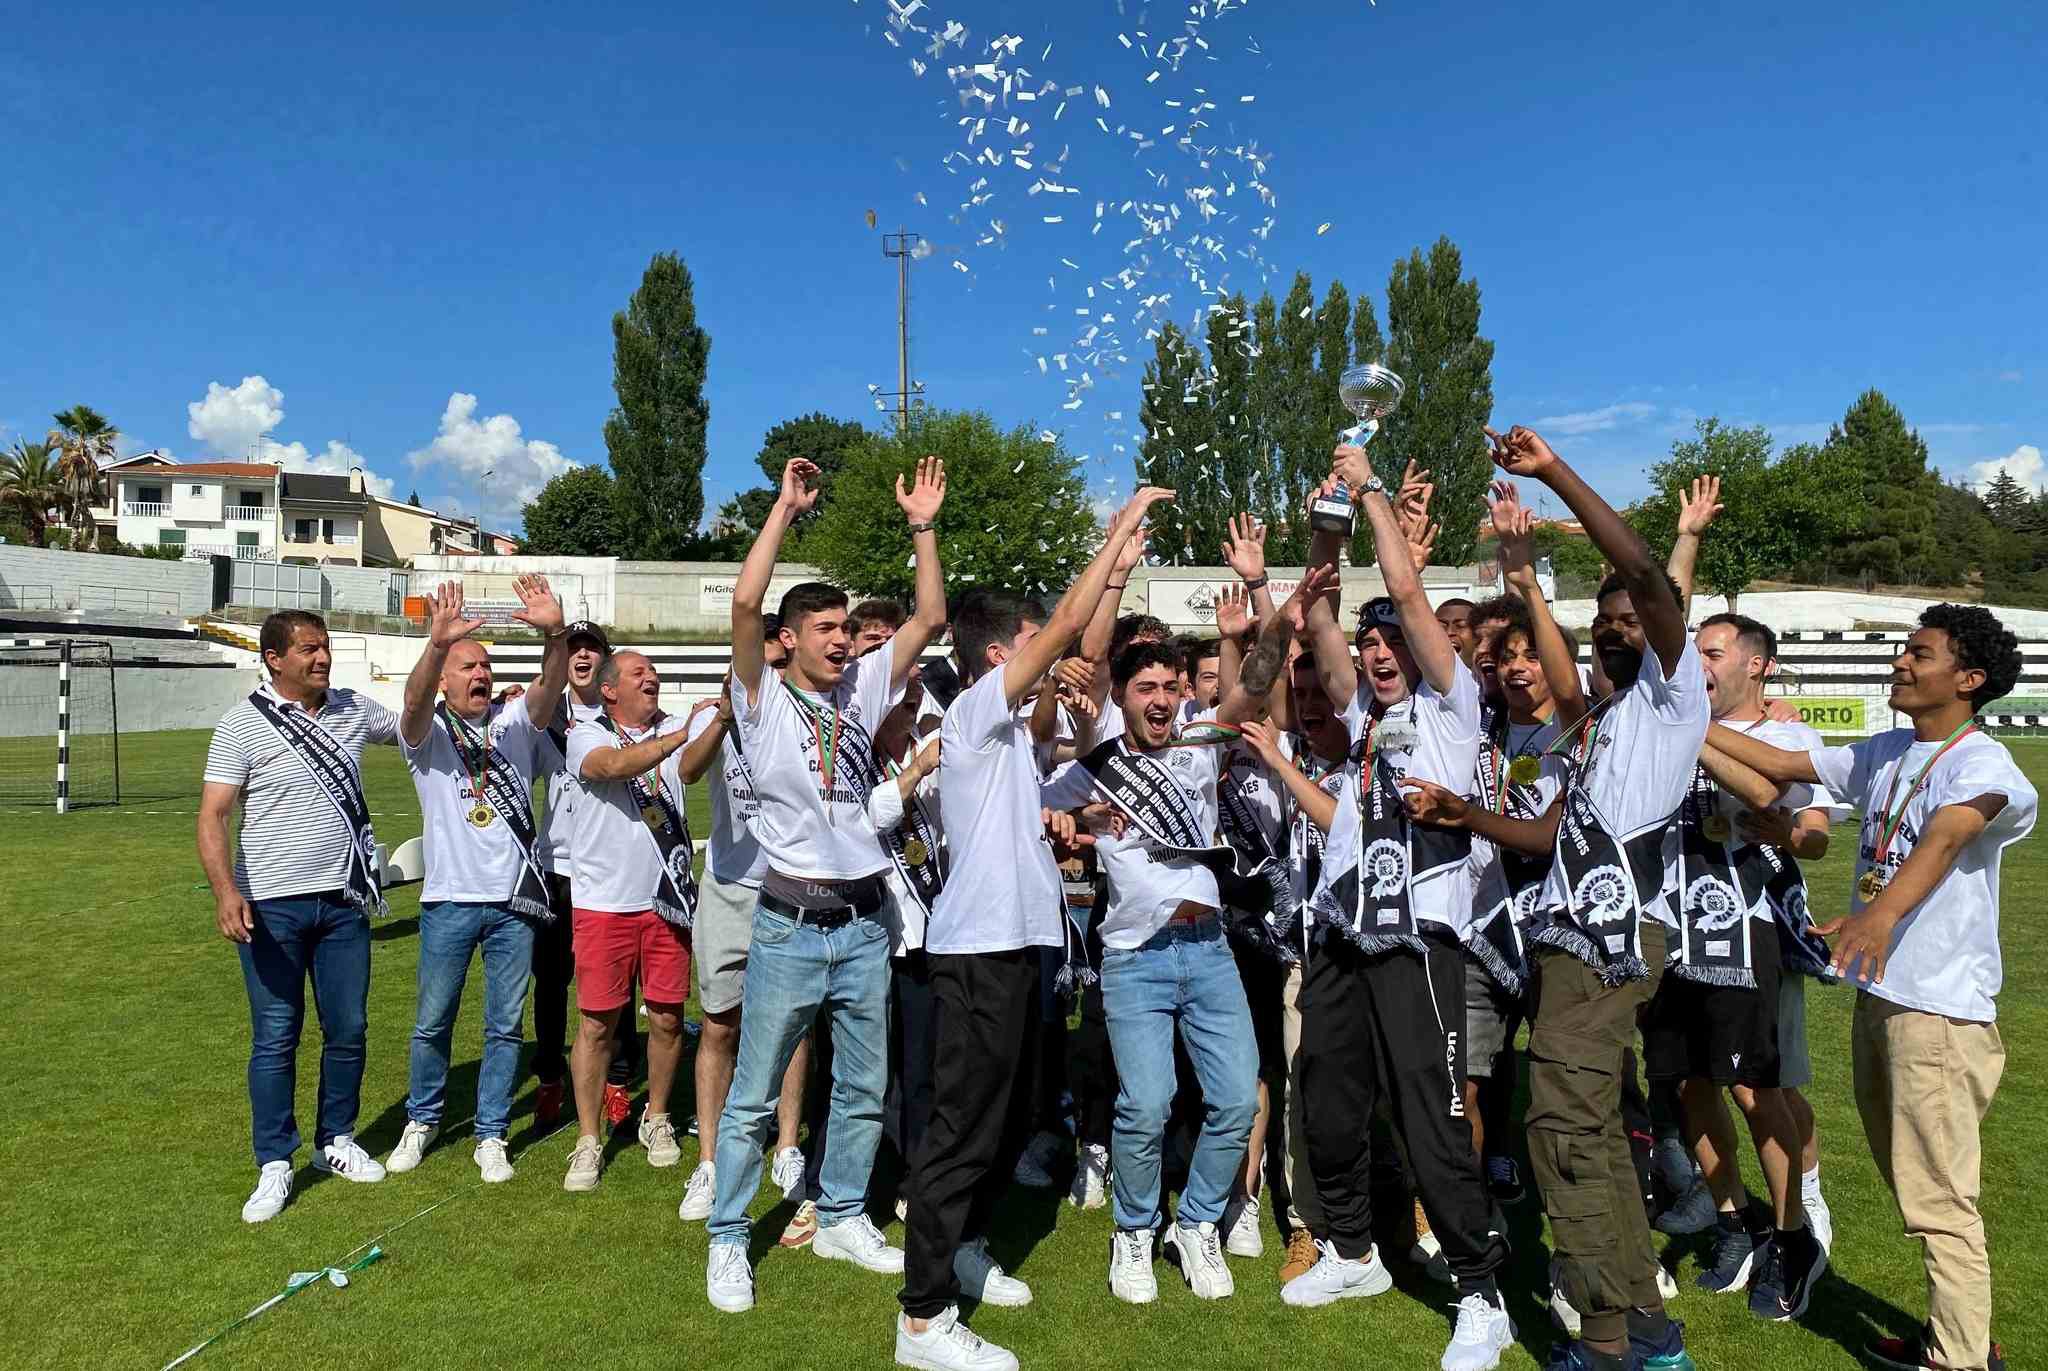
[694,871,760,1014]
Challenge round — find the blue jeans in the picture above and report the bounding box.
[406,901,536,1140]
[708,906,891,1246]
[1100,918,1259,1231]
[237,892,371,1165]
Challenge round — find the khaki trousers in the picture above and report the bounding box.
[1853,993,2005,1371]
[1281,961,1324,1234]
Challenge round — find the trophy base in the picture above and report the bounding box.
[1309,495,1355,538]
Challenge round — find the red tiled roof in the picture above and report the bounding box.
[121,462,278,478]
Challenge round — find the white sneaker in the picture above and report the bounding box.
[1280,1240,1394,1308]
[1549,1256,1582,1336]
[896,1195,910,1223]
[474,1137,515,1183]
[1656,1263,1679,1301]
[1441,1291,1515,1371]
[386,1120,435,1174]
[771,1145,806,1200]
[894,1304,1018,1371]
[706,1241,754,1313]
[1108,1227,1158,1304]
[678,1160,716,1221]
[814,1213,905,1273]
[1164,1219,1234,1299]
[954,1236,1032,1307]
[313,1135,386,1183]
[1805,1188,1834,1255]
[1068,1143,1108,1210]
[240,1160,293,1223]
[1222,1193,1264,1258]
[638,1112,682,1167]
[563,1134,603,1192]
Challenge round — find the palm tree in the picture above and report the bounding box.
[0,440,64,546]
[48,405,120,551]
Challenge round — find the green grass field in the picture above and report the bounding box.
[4,730,2045,1369]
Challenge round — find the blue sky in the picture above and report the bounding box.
[3,0,2041,535]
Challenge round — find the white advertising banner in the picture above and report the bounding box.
[698,574,813,617]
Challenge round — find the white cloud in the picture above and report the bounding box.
[1967,444,2046,494]
[185,375,396,497]
[1530,401,1656,436]
[406,392,576,511]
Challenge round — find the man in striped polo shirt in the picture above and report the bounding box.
[198,608,402,1223]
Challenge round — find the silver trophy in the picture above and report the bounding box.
[1311,363,1407,537]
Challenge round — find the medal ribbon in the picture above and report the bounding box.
[1543,693,1619,770]
[1871,717,1978,863]
[784,681,843,805]
[447,706,492,810]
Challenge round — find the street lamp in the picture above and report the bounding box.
[478,468,494,553]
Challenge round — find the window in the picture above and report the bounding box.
[236,531,259,548]
[237,492,263,508]
[294,519,316,542]
[322,518,336,542]
[158,529,186,546]
[190,484,204,496]
[136,486,164,505]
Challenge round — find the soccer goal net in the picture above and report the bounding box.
[0,639,121,811]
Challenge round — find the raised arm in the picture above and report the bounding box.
[1302,476,1359,708]
[1213,583,1252,705]
[1219,567,1335,726]
[676,694,731,785]
[402,583,484,748]
[1077,531,1142,714]
[999,486,1177,707]
[1332,449,1456,694]
[578,721,695,783]
[889,456,950,692]
[1698,742,1782,812]
[1704,721,1820,786]
[512,574,569,730]
[1401,777,1564,857]
[1237,720,1338,832]
[1493,482,1588,727]
[1665,474,1723,619]
[1220,513,1277,624]
[732,458,820,707]
[1490,426,1687,677]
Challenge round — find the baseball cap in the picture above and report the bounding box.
[1354,597,1403,643]
[564,620,611,654]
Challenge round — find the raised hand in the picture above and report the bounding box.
[1676,473,1724,538]
[1396,462,1433,521]
[1488,479,1534,574]
[1053,656,1097,697]
[779,458,823,515]
[1220,512,1267,581]
[510,572,564,635]
[1114,529,1146,573]
[1401,513,1441,575]
[1330,443,1372,493]
[1110,486,1176,540]
[1235,717,1289,770]
[1215,582,1252,638]
[1485,425,1561,480]
[427,582,485,649]
[1278,563,1339,636]
[1399,777,1472,828]
[895,454,948,524]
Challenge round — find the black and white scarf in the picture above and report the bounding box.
[441,703,552,923]
[1532,779,1669,985]
[594,714,699,928]
[1671,765,1771,988]
[1076,738,1236,876]
[1215,752,1294,960]
[248,689,383,915]
[1309,715,1471,958]
[1762,842,1831,979]
[1466,737,1550,997]
[872,752,947,920]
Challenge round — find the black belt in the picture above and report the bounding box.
[760,884,884,928]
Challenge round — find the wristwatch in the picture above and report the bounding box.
[908,520,936,534]
[1363,475,1387,496]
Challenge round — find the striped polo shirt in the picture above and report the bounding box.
[203,682,400,900]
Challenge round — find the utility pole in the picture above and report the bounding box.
[881,229,924,431]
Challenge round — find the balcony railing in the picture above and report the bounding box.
[182,543,275,562]
[124,502,169,517]
[334,533,358,545]
[226,506,269,523]
[285,532,359,545]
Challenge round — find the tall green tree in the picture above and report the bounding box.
[1244,291,1289,545]
[1134,323,1220,564]
[1206,292,1259,537]
[1376,237,1495,567]
[715,412,872,545]
[802,409,1096,600]
[1262,272,1325,564]
[1630,420,1861,609]
[47,405,118,551]
[0,440,62,546]
[1825,389,1938,587]
[521,465,620,556]
[604,252,710,558]
[1982,467,2030,528]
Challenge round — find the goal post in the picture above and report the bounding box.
[0,639,121,811]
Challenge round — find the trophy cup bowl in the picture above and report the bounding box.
[1312,363,1407,536]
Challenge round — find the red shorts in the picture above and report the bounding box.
[572,908,692,1013]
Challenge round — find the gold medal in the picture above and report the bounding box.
[1857,868,1887,903]
[468,803,496,828]
[1507,754,1540,785]
[640,804,666,829]
[903,837,930,866]
[1702,814,1732,844]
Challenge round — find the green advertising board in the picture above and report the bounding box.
[1778,696,1868,733]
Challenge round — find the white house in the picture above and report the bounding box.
[111,461,371,565]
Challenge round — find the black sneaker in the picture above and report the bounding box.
[1760,1229,1826,1321]
[1654,1177,1719,1236]
[1745,1237,1785,1318]
[1485,1155,1526,1204]
[1695,1224,1759,1293]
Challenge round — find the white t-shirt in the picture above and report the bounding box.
[537,696,605,876]
[1340,657,1485,934]
[929,666,1066,954]
[735,638,906,881]
[688,708,766,887]
[1041,734,1226,950]
[562,712,689,913]
[1539,639,1710,929]
[402,699,548,905]
[1810,728,2038,1022]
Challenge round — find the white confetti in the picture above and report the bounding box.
[1013,460,1027,473]
[1316,222,1332,235]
